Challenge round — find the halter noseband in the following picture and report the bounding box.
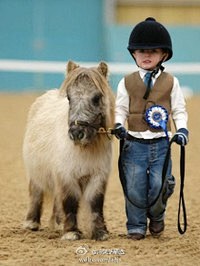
[70,113,114,135]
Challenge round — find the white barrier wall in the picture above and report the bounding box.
[0,60,199,95]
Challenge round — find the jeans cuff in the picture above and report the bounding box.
[128,228,146,236]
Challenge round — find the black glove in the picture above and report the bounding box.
[114,123,127,140]
[173,128,189,146]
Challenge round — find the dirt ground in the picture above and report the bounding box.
[0,92,200,266]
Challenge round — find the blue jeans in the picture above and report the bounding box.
[120,138,175,236]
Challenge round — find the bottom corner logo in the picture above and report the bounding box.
[76,245,89,255]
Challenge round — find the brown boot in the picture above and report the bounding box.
[149,220,165,236]
[127,233,145,240]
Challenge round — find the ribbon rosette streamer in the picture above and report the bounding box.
[145,105,169,141]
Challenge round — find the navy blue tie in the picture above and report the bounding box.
[143,72,153,99]
[144,72,152,88]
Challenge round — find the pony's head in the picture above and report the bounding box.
[60,61,115,146]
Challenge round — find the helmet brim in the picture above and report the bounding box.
[127,45,173,61]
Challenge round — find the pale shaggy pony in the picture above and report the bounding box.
[23,61,115,241]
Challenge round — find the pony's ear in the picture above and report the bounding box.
[67,61,79,74]
[97,62,108,78]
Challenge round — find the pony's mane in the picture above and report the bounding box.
[59,67,110,96]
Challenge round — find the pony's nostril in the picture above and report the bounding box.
[69,128,84,141]
[77,131,84,140]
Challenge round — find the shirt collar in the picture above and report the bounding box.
[139,68,161,80]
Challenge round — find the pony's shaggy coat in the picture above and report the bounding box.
[23,61,115,240]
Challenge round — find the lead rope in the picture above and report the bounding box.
[163,136,187,234]
[177,144,187,234]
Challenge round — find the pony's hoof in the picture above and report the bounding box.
[92,230,109,241]
[61,231,82,241]
[23,220,40,231]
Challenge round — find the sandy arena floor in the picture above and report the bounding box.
[0,93,200,266]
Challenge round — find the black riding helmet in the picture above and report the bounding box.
[127,17,173,61]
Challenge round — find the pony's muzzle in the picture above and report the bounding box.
[68,123,97,145]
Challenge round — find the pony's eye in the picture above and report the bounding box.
[92,94,102,106]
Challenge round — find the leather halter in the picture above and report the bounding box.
[70,113,114,135]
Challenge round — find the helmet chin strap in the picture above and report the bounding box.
[159,63,165,71]
[157,61,165,72]
[157,53,169,71]
[150,54,166,76]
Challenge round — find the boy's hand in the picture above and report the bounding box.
[174,128,189,146]
[114,123,127,140]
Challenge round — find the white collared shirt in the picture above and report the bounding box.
[115,68,188,139]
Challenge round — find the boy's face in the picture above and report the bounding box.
[132,49,168,70]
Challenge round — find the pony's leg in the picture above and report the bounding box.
[60,185,82,240]
[49,196,62,230]
[90,193,109,240]
[85,179,109,241]
[24,179,43,231]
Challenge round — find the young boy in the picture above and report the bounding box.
[114,17,188,240]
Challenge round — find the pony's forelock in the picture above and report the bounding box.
[60,66,110,96]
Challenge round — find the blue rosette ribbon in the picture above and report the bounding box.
[145,105,169,141]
